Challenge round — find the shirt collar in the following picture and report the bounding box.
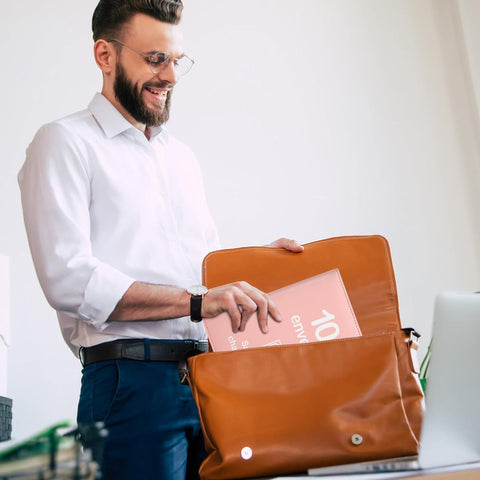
[88,92,169,144]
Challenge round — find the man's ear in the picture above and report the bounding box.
[94,39,116,73]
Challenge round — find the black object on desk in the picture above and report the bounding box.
[0,397,12,442]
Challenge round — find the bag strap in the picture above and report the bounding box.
[402,328,421,375]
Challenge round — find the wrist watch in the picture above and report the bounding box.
[187,285,208,322]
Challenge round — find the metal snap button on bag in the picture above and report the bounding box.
[241,447,253,460]
[351,434,363,446]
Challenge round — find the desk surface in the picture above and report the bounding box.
[269,462,480,480]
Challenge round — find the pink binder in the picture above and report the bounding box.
[204,268,361,352]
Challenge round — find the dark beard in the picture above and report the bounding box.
[113,62,171,127]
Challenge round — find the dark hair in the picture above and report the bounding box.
[92,0,183,41]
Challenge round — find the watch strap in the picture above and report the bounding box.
[190,294,203,322]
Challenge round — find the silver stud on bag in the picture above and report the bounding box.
[241,446,253,460]
[351,434,363,445]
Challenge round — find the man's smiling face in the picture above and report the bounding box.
[110,13,184,128]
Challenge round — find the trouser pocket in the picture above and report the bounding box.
[77,360,120,425]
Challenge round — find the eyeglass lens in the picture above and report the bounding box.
[148,53,193,76]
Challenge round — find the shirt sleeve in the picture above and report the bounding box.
[18,122,135,330]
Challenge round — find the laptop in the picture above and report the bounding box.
[308,291,480,476]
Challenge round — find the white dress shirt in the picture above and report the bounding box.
[18,93,220,356]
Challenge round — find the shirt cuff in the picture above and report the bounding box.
[79,263,135,331]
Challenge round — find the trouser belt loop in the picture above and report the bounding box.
[144,338,151,361]
[79,346,85,367]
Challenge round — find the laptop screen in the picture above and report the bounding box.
[418,292,480,468]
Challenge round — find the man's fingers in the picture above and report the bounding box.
[202,281,281,334]
[267,237,304,253]
[268,301,282,324]
[234,298,257,333]
[235,282,281,334]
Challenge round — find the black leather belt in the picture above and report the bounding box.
[79,338,209,381]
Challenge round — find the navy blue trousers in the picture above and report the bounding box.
[77,359,206,480]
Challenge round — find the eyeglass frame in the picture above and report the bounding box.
[107,38,195,76]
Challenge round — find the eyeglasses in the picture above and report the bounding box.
[107,39,194,76]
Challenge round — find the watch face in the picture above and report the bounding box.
[188,285,208,296]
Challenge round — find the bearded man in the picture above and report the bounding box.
[18,1,303,479]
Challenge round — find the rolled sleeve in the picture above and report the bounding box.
[80,263,135,330]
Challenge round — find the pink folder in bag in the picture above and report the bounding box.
[204,268,361,352]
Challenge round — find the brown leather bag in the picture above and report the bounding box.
[187,235,424,479]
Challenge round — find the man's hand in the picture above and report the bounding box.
[202,281,281,334]
[201,238,303,334]
[267,237,304,253]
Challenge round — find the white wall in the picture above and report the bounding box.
[2,0,479,439]
[458,0,480,125]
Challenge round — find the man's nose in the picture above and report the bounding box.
[157,59,179,84]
